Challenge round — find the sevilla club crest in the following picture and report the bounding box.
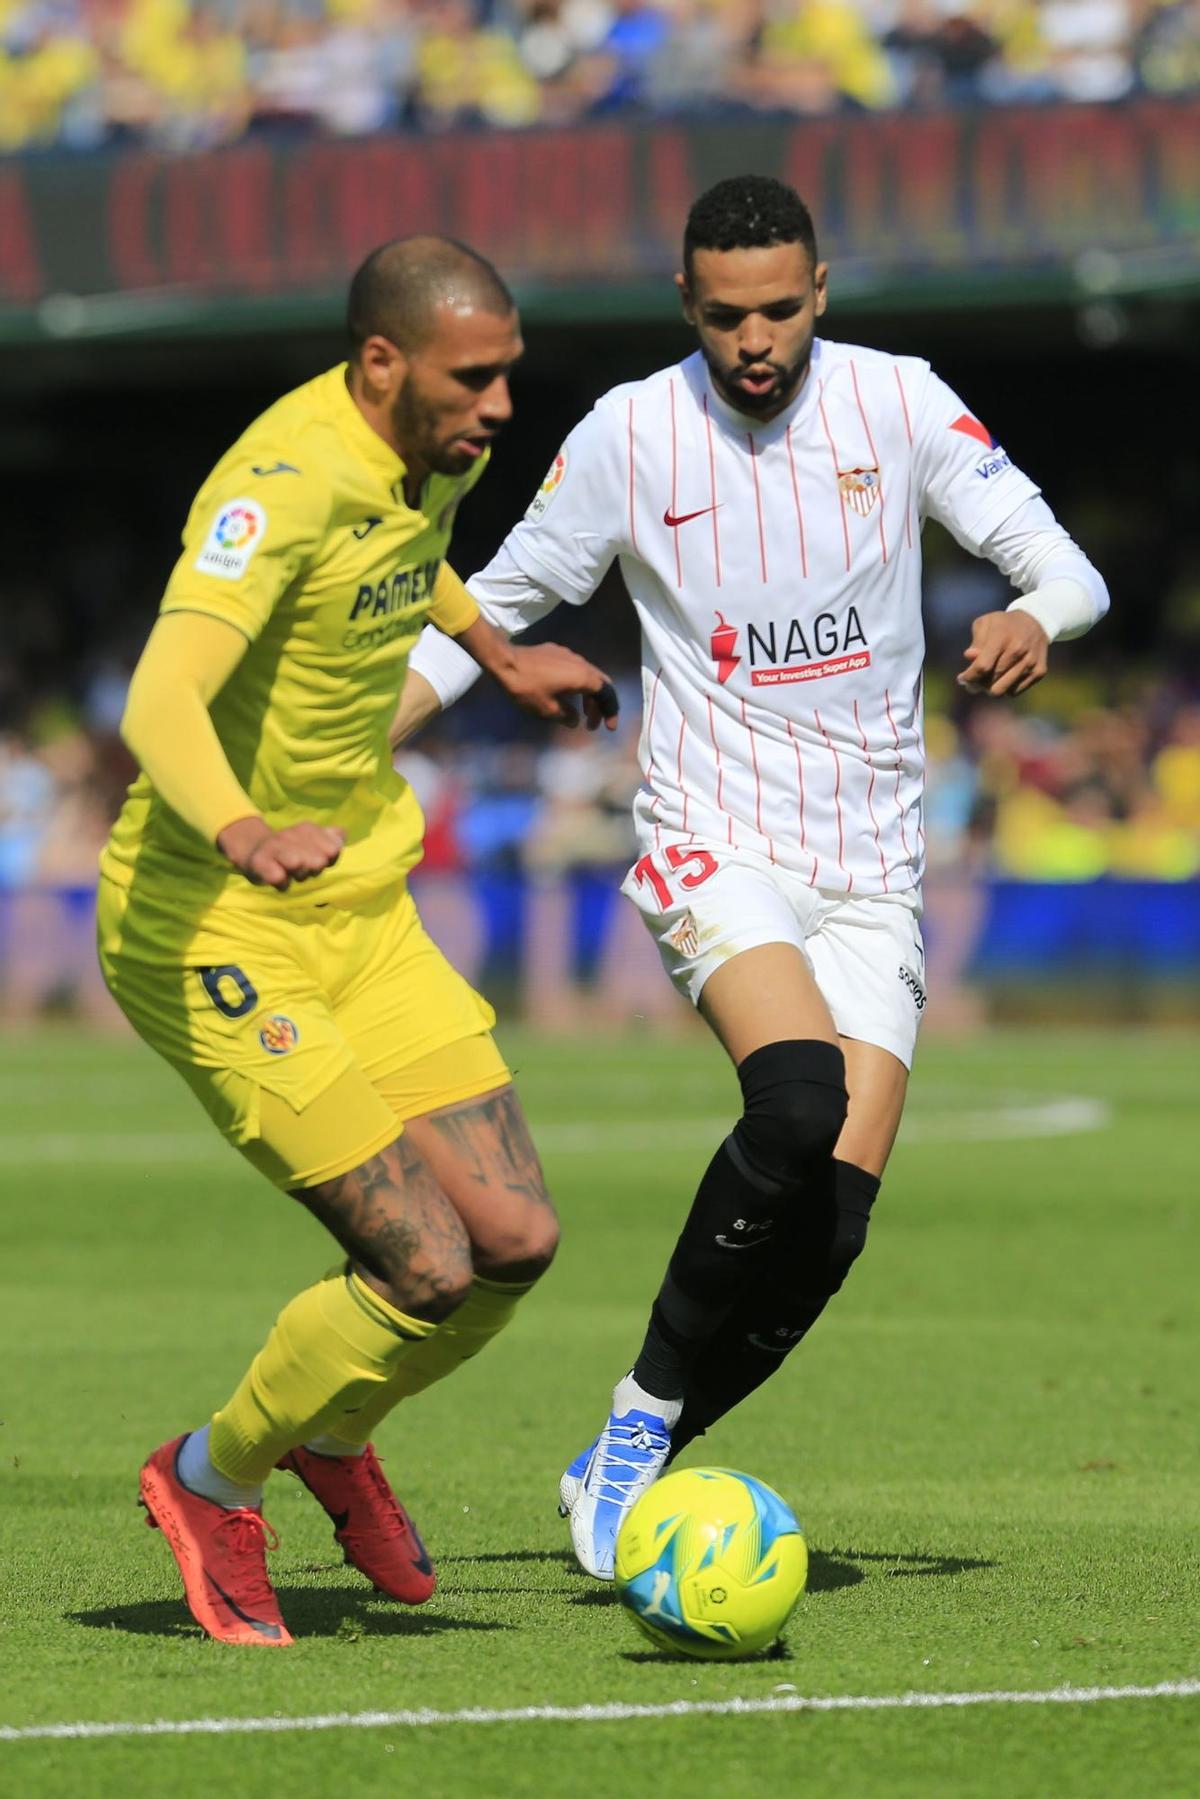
[837,466,881,516]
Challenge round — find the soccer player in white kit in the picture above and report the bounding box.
[397,177,1110,1579]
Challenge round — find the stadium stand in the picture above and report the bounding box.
[1,0,1197,154]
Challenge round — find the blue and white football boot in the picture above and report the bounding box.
[557,1443,592,1518]
[564,1376,681,1580]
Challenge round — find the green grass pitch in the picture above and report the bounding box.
[1,1022,1197,1795]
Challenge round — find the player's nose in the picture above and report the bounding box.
[480,375,513,425]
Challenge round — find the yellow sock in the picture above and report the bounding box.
[325,1274,535,1449]
[208,1267,437,1486]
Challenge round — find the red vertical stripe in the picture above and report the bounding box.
[786,719,818,886]
[706,695,734,844]
[817,381,851,574]
[815,708,852,892]
[855,698,889,890]
[702,393,722,587]
[740,696,775,861]
[747,433,768,582]
[914,670,926,863]
[668,378,682,587]
[785,424,809,578]
[850,360,888,565]
[675,710,689,834]
[884,687,912,862]
[644,666,664,846]
[893,364,914,551]
[627,395,639,553]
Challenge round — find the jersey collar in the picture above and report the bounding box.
[697,338,825,440]
[327,363,410,492]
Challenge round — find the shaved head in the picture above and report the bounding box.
[347,235,516,356]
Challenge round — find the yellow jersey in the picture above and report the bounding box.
[101,364,483,917]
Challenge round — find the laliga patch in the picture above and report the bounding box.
[194,498,266,580]
[525,448,567,522]
[259,1014,300,1055]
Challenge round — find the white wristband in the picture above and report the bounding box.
[1008,577,1098,643]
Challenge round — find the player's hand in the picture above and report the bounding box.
[498,643,620,732]
[958,610,1050,698]
[217,816,347,890]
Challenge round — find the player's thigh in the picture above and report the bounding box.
[805,891,925,1176]
[403,1082,557,1279]
[699,943,838,1064]
[624,835,838,1061]
[99,889,403,1189]
[326,889,552,1270]
[328,885,502,1106]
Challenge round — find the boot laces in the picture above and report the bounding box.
[211,1507,280,1610]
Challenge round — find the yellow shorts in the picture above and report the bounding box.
[97,876,509,1190]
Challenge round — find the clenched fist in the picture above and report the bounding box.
[958,610,1050,698]
[217,816,346,890]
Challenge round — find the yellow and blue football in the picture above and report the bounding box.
[614,1466,808,1660]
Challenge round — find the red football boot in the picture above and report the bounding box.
[277,1442,436,1604]
[139,1436,293,1647]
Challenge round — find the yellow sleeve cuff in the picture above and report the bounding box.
[429,563,480,637]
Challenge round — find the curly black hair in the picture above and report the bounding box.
[683,176,818,277]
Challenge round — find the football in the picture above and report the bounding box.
[613,1467,808,1660]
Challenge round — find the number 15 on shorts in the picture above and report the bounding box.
[633,844,720,910]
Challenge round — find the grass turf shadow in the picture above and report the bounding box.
[68,1585,514,1642]
[570,1549,865,1608]
[829,1547,995,1579]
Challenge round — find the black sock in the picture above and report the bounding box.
[670,1159,882,1454]
[631,1040,847,1402]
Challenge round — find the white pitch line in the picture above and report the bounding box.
[2,1679,1197,1744]
[0,1098,1110,1166]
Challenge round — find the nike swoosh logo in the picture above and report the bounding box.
[664,504,719,528]
[353,517,382,539]
[205,1570,284,1639]
[251,461,299,477]
[714,1233,774,1250]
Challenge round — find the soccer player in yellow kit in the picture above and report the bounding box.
[97,237,616,1647]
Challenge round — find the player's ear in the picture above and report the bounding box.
[675,271,695,325]
[357,333,408,399]
[812,262,829,318]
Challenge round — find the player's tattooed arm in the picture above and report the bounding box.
[293,1139,472,1322]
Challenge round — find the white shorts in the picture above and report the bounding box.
[622,831,926,1069]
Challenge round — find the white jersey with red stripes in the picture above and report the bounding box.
[463,340,1046,896]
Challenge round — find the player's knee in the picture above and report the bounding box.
[731,1040,848,1189]
[382,1253,474,1323]
[477,1195,560,1284]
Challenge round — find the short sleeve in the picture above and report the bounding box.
[911,368,1042,554]
[497,400,626,605]
[428,563,480,636]
[160,452,331,643]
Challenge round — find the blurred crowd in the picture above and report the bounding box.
[3,661,1200,896]
[2,0,1198,154]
